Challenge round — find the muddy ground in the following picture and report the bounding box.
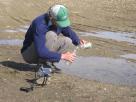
[0,0,136,102]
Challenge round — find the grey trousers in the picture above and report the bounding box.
[22,31,75,64]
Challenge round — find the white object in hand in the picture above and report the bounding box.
[80,42,92,49]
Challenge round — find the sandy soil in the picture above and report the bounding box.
[1,0,136,33]
[0,0,136,102]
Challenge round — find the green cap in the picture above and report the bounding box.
[49,5,70,28]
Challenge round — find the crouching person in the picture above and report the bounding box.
[21,4,87,84]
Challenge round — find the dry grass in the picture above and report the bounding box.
[0,0,136,32]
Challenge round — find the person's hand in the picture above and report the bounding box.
[80,39,88,46]
[61,52,76,63]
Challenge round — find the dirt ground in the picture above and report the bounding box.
[0,0,136,102]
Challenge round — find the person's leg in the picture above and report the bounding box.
[45,31,58,52]
[22,43,38,64]
[57,35,75,53]
[45,31,75,53]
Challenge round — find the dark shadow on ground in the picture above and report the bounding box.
[0,61,37,72]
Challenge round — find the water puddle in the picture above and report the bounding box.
[0,25,135,45]
[55,56,136,86]
[0,25,28,33]
[78,31,136,45]
[0,39,23,46]
[120,54,136,60]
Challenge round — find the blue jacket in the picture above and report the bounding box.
[21,13,80,62]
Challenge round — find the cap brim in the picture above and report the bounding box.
[56,18,70,28]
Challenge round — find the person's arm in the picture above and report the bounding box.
[62,26,80,46]
[62,26,90,46]
[34,23,61,62]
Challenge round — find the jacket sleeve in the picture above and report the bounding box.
[62,26,80,46]
[34,23,61,62]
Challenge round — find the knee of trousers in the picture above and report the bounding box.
[64,37,72,45]
[46,31,57,40]
[63,37,75,52]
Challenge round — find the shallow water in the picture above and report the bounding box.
[0,39,23,46]
[55,56,136,86]
[0,25,28,33]
[0,25,136,45]
[120,54,136,60]
[78,31,136,45]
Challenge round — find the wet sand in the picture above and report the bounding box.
[0,0,136,102]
